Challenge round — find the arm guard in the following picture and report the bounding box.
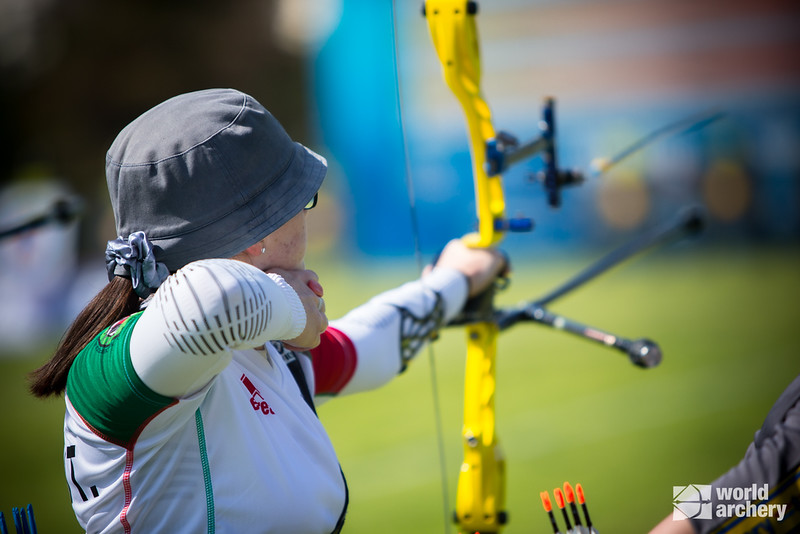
[312,266,468,398]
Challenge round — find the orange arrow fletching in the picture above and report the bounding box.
[554,488,566,509]
[576,483,586,504]
[541,491,553,512]
[564,482,575,503]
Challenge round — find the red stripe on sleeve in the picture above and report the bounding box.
[310,326,358,396]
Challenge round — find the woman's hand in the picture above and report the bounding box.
[427,239,509,297]
[267,268,328,351]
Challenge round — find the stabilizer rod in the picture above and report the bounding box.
[447,206,704,368]
[0,197,84,241]
[496,304,662,368]
[534,206,703,308]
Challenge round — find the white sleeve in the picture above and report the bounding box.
[330,266,468,397]
[129,258,306,398]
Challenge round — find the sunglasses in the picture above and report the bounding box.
[304,193,318,210]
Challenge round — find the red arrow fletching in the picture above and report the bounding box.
[554,488,566,509]
[540,491,553,512]
[564,481,575,503]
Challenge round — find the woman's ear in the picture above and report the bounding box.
[245,241,264,256]
[230,240,264,265]
[243,241,264,257]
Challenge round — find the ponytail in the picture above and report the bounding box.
[29,276,140,397]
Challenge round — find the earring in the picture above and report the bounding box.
[261,245,266,254]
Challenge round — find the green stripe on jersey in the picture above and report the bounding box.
[195,409,216,533]
[67,312,175,446]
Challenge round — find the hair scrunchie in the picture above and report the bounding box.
[105,231,170,298]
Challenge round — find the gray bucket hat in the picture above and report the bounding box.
[105,88,326,294]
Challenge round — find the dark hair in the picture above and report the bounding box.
[29,277,140,397]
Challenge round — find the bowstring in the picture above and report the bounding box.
[389,2,453,533]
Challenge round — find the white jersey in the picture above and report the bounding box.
[65,336,344,533]
[62,258,468,533]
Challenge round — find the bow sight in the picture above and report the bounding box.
[486,97,584,209]
[485,98,724,213]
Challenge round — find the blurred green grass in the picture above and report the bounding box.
[2,246,798,533]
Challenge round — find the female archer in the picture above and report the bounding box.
[29,88,506,533]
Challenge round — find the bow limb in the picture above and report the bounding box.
[425,0,505,249]
[425,2,508,532]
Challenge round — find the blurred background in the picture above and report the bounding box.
[1,0,798,532]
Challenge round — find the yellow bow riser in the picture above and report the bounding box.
[425,1,508,532]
